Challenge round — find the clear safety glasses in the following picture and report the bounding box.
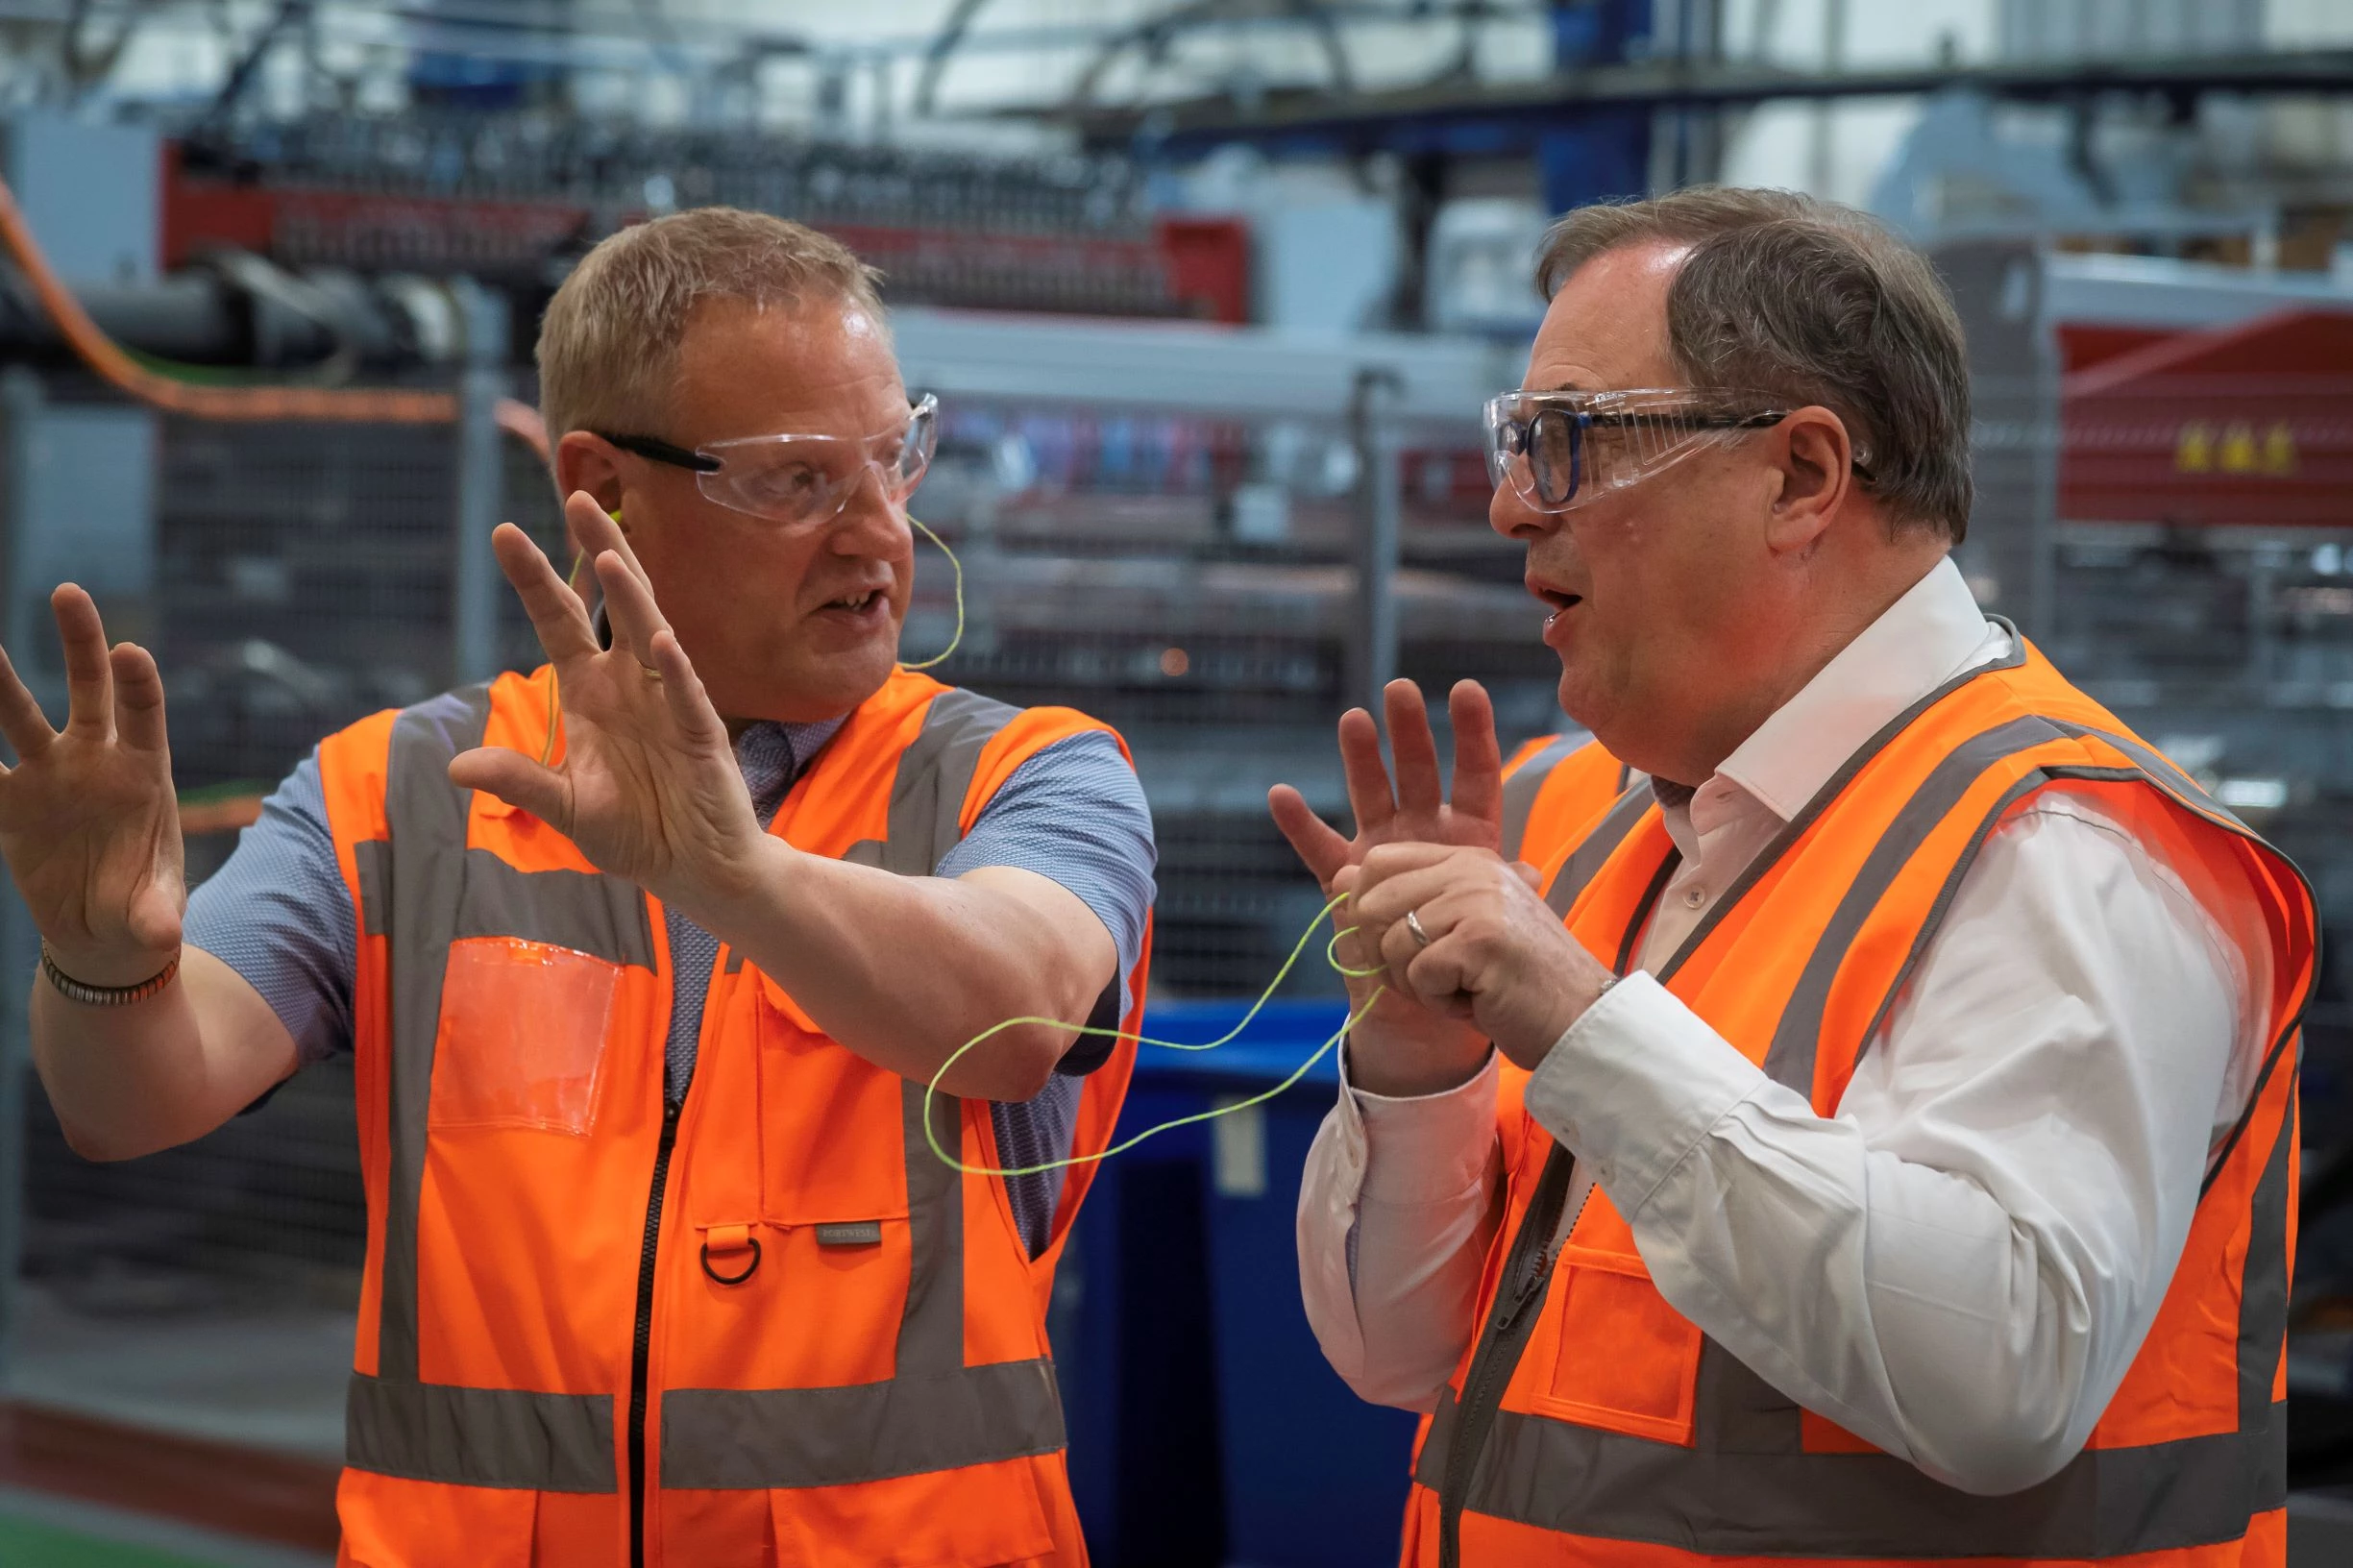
[1483,388,1796,513]
[601,393,940,527]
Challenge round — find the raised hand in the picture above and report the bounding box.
[1268,678,1507,1094]
[447,495,769,922]
[0,587,186,986]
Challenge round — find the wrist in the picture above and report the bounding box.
[42,943,181,1006]
[684,834,796,938]
[1345,1016,1492,1098]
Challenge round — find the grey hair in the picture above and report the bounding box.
[536,206,888,445]
[1535,186,1973,542]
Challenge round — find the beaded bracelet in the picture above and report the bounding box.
[41,943,181,1007]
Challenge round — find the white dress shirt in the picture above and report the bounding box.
[1296,557,2275,1497]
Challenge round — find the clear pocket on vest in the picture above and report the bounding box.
[1535,1235,1704,1446]
[429,937,621,1138]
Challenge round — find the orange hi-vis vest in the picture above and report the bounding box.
[1498,733,1640,873]
[1405,631,2316,1568]
[312,666,1149,1568]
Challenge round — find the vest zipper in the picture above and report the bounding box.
[627,1095,684,1568]
[1436,1141,1575,1568]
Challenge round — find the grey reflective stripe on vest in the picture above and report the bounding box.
[1433,638,2310,1559]
[372,687,495,1394]
[1499,735,1583,863]
[663,686,1070,1490]
[346,1375,613,1492]
[1418,1386,2286,1558]
[655,1066,1066,1488]
[345,684,644,1493]
[1759,714,2062,1094]
[1544,781,1654,920]
[842,685,1023,876]
[2240,1072,2296,1430]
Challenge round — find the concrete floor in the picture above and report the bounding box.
[0,1484,331,1568]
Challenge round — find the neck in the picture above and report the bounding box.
[1655,543,1950,786]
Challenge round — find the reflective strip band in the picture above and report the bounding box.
[449,850,654,968]
[355,839,391,938]
[659,1358,1066,1490]
[1545,780,1655,920]
[1760,715,2060,1094]
[2241,1072,2297,1430]
[372,686,495,1386]
[1500,735,1582,864]
[1420,1387,2285,1559]
[346,1374,615,1493]
[1650,628,2030,991]
[841,686,1023,876]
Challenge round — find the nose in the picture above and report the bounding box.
[1488,478,1554,544]
[827,462,912,557]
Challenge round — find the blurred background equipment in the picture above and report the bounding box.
[2,2,2353,1564]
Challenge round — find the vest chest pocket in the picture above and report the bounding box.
[429,938,620,1137]
[737,971,917,1389]
[1532,1199,1704,1447]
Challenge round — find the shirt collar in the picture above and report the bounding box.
[1711,556,2003,825]
[736,716,848,826]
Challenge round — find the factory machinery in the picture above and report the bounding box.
[12,86,2353,1556]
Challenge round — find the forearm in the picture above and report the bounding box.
[31,946,299,1161]
[1298,1046,1502,1412]
[708,837,1113,1100]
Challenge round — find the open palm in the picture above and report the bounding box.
[0,586,185,982]
[1269,678,1505,1038]
[447,497,764,921]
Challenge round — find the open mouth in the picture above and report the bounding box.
[821,589,886,615]
[1528,582,1582,622]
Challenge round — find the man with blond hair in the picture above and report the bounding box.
[12,207,1155,1565]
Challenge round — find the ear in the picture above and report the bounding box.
[554,431,628,527]
[1761,406,1856,557]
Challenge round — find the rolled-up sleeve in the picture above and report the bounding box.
[936,727,1157,1046]
[184,751,359,1066]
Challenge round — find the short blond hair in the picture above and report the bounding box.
[536,207,887,443]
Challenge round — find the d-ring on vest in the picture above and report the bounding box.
[316,667,1148,1568]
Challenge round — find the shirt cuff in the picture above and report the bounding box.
[1521,972,1767,1215]
[1344,1043,1501,1206]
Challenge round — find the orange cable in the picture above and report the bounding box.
[1,168,547,453]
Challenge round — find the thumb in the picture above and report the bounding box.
[448,747,570,830]
[1510,859,1543,892]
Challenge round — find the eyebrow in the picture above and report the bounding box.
[1534,379,1584,394]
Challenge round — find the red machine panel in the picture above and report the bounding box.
[2060,308,2353,528]
[161,146,1251,324]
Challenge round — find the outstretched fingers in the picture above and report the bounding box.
[1336,705,1396,840]
[1269,783,1352,891]
[493,524,600,666]
[110,643,170,759]
[1385,679,1443,819]
[594,548,674,672]
[0,642,56,766]
[644,627,727,750]
[1448,679,1504,833]
[446,746,572,833]
[51,585,112,740]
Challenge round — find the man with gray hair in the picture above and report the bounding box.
[1277,187,2311,1565]
[11,207,1154,1564]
